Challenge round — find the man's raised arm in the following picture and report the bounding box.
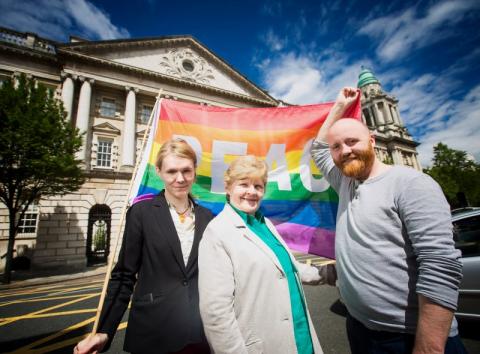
[315,87,359,142]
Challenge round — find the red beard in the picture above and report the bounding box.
[335,143,375,180]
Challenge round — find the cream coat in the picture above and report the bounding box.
[198,204,324,354]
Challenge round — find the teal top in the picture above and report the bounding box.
[230,204,313,354]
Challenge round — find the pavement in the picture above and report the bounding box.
[0,265,108,290]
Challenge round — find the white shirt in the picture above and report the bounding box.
[168,204,195,266]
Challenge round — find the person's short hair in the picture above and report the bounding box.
[155,138,197,170]
[224,155,268,189]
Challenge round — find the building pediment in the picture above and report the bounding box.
[59,36,276,104]
[92,122,121,135]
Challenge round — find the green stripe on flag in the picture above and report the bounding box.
[140,164,338,203]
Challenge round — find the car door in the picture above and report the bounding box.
[453,213,480,319]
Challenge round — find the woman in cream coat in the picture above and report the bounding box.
[199,155,331,354]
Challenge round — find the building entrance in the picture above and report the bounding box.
[86,204,111,266]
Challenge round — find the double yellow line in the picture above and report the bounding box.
[1,280,129,353]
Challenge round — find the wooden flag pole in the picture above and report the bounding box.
[91,88,164,335]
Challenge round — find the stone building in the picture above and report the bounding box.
[0,27,419,271]
[358,68,421,169]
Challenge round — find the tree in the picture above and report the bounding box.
[0,75,85,283]
[424,143,480,208]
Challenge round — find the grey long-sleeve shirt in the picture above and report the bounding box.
[311,140,462,336]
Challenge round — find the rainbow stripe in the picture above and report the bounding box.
[130,98,361,258]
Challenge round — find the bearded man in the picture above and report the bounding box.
[311,87,466,354]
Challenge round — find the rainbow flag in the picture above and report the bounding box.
[130,97,361,258]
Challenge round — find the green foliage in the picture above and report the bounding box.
[382,155,394,165]
[424,143,480,208]
[93,221,106,251]
[0,74,84,282]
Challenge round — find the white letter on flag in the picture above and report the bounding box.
[300,138,330,192]
[211,140,247,193]
[265,144,291,191]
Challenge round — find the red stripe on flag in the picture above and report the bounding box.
[158,96,361,131]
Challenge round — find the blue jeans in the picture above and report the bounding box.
[346,313,468,354]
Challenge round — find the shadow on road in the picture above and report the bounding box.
[0,332,57,353]
[0,323,92,354]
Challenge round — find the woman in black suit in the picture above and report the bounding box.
[75,138,213,354]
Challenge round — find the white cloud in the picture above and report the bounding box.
[359,0,480,62]
[413,84,480,167]
[0,0,130,41]
[262,29,286,52]
[64,0,130,40]
[385,67,480,167]
[261,1,283,17]
[260,51,371,104]
[260,10,309,53]
[263,53,326,103]
[389,74,450,127]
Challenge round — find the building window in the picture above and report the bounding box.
[139,105,153,124]
[97,139,113,167]
[18,203,39,234]
[99,98,116,117]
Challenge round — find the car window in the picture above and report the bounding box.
[453,214,480,257]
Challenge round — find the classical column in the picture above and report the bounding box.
[121,86,138,170]
[375,102,386,125]
[391,149,403,165]
[394,107,404,126]
[388,105,398,126]
[61,73,75,121]
[76,77,94,161]
[412,154,422,171]
[388,104,397,125]
[382,101,393,124]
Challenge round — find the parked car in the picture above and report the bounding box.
[451,207,480,216]
[452,208,480,320]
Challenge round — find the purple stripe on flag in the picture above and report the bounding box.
[132,193,155,205]
[275,223,335,259]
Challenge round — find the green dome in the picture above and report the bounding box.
[357,67,380,88]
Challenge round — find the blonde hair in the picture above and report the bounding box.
[155,138,197,170]
[224,155,268,189]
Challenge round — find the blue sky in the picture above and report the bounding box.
[1,0,479,166]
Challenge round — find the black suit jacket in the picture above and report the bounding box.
[98,191,213,354]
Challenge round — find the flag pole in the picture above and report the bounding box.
[91,88,164,335]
